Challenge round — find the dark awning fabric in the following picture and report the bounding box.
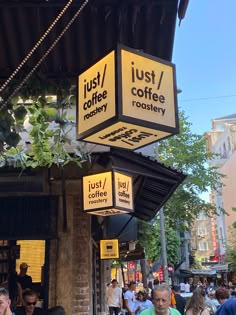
[0,0,179,84]
[92,148,186,221]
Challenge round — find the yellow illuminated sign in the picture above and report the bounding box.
[77,44,178,150]
[83,171,113,211]
[78,51,116,134]
[82,171,134,216]
[100,239,119,259]
[114,171,133,209]
[121,49,176,127]
[85,121,171,150]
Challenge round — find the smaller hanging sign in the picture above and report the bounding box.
[100,239,119,259]
[82,170,133,216]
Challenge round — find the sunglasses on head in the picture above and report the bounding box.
[26,302,37,306]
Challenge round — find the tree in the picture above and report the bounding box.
[154,110,225,229]
[139,219,181,265]
[225,226,236,273]
[139,110,225,264]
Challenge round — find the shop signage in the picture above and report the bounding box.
[100,239,119,259]
[82,170,133,216]
[77,44,179,150]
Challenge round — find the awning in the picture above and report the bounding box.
[191,269,216,276]
[92,148,186,221]
[211,264,229,272]
[0,0,180,85]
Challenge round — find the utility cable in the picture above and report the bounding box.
[0,0,89,110]
[0,0,74,94]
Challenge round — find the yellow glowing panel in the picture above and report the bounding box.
[114,171,133,210]
[100,239,119,259]
[85,121,171,150]
[121,49,177,127]
[83,172,113,211]
[78,51,116,134]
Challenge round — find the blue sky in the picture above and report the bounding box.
[173,0,236,134]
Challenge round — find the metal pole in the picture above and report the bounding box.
[160,207,169,283]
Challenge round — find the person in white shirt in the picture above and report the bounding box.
[179,282,186,293]
[124,281,136,315]
[185,282,190,293]
[106,279,123,315]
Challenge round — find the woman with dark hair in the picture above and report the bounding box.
[185,287,210,315]
[134,291,152,314]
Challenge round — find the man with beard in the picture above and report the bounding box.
[140,284,181,315]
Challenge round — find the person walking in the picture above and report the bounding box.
[140,283,181,315]
[173,285,186,315]
[134,291,152,314]
[215,298,236,315]
[185,287,210,315]
[106,279,123,315]
[124,281,136,315]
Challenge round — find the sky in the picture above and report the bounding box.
[172,0,236,135]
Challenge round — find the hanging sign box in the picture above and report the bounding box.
[82,170,133,216]
[100,239,119,259]
[77,43,179,150]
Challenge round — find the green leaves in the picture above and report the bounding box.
[154,110,224,228]
[139,220,180,264]
[0,77,89,169]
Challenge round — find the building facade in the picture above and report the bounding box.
[205,114,236,259]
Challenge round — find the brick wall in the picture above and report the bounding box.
[48,180,92,315]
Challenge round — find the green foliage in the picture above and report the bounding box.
[225,227,236,273]
[139,219,180,264]
[154,110,225,228]
[0,74,89,169]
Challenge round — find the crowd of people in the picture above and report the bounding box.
[0,262,65,315]
[106,279,236,315]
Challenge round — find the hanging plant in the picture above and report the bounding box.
[0,73,90,169]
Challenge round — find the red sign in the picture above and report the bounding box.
[128,261,135,270]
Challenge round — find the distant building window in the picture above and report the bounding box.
[198,227,207,236]
[199,241,208,251]
[197,213,207,221]
[215,123,224,131]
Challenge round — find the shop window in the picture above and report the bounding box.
[16,240,45,283]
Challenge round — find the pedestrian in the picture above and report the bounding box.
[17,263,32,293]
[185,287,210,315]
[215,298,236,315]
[106,279,123,315]
[124,281,136,315]
[2,271,23,310]
[140,283,181,315]
[134,291,152,314]
[15,290,45,315]
[0,288,14,315]
[215,288,230,307]
[173,285,186,315]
